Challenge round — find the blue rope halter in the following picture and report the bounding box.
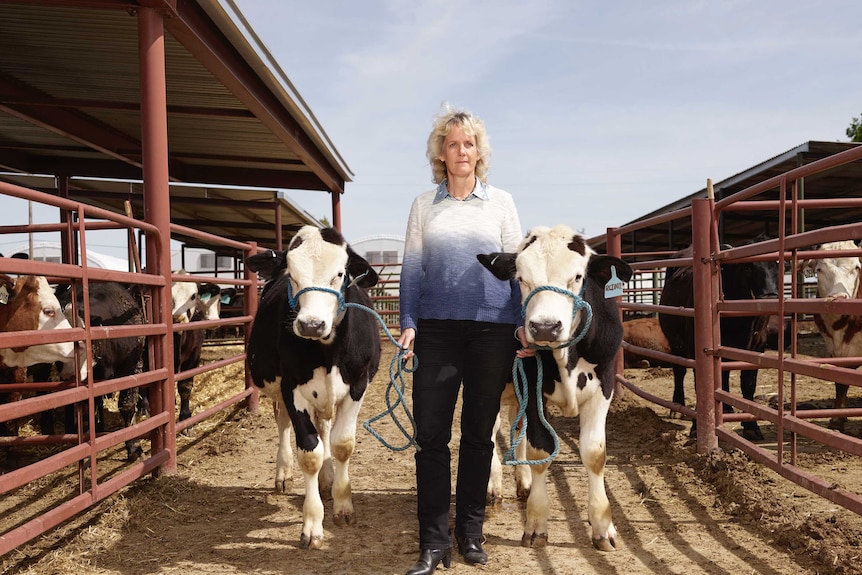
[505,283,592,467]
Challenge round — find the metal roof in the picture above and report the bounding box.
[0,0,348,250]
[589,140,862,256]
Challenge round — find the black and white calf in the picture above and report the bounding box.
[246,226,381,549]
[478,224,632,552]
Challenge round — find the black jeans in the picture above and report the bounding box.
[412,319,517,549]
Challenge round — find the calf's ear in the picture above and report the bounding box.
[245,250,287,280]
[587,255,633,284]
[346,247,379,288]
[477,252,517,281]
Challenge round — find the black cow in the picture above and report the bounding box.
[478,224,632,551]
[246,226,381,550]
[658,236,779,440]
[86,282,146,459]
[57,281,146,459]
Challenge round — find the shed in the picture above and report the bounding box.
[0,0,348,249]
[589,140,862,256]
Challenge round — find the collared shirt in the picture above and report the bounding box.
[399,178,523,332]
[432,178,490,203]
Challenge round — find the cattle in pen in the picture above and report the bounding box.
[478,224,632,551]
[801,240,862,433]
[621,316,672,368]
[658,236,779,440]
[171,273,207,429]
[246,226,381,550]
[0,273,77,436]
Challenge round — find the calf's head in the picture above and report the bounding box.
[198,282,223,321]
[285,226,377,342]
[171,272,199,323]
[0,275,75,367]
[478,224,632,346]
[801,240,862,300]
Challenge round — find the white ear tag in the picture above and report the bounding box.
[604,266,624,299]
[0,285,8,305]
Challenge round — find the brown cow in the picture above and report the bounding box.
[0,273,76,435]
[622,317,671,368]
[0,274,75,368]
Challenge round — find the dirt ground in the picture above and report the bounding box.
[3,338,862,575]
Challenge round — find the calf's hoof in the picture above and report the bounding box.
[516,485,531,500]
[333,510,355,526]
[521,532,548,548]
[592,535,617,552]
[299,532,324,549]
[741,424,764,441]
[828,417,847,434]
[125,440,143,462]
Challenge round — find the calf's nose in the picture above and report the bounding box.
[530,319,563,342]
[296,318,327,339]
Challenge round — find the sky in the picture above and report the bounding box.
[1,0,860,261]
[231,0,862,245]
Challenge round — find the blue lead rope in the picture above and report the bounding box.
[355,301,419,452]
[504,284,592,467]
[286,277,419,451]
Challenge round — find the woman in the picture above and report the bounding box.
[398,104,527,575]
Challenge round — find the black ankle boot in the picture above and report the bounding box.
[406,548,452,575]
[456,536,488,565]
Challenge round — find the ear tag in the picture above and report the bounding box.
[0,285,7,304]
[604,266,624,299]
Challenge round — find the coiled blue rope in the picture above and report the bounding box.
[287,276,419,451]
[504,284,592,467]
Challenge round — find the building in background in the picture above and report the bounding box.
[8,241,130,271]
[352,234,404,290]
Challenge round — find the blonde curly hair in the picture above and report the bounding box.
[426,103,491,184]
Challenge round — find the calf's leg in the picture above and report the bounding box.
[273,400,294,491]
[829,382,850,433]
[330,394,364,527]
[292,407,325,549]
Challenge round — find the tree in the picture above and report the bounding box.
[846,114,862,142]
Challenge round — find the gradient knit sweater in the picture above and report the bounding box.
[399,178,523,332]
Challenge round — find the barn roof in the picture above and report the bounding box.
[588,140,862,256]
[0,0,344,250]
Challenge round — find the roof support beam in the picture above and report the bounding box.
[166,0,345,195]
[0,70,146,170]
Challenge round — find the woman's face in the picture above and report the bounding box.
[438,125,478,179]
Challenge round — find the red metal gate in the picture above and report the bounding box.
[609,144,862,517]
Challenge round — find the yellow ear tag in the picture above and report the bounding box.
[604,266,624,299]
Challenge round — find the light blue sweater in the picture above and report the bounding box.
[399,179,523,332]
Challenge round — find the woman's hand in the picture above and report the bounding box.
[398,327,416,359]
[514,325,535,358]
